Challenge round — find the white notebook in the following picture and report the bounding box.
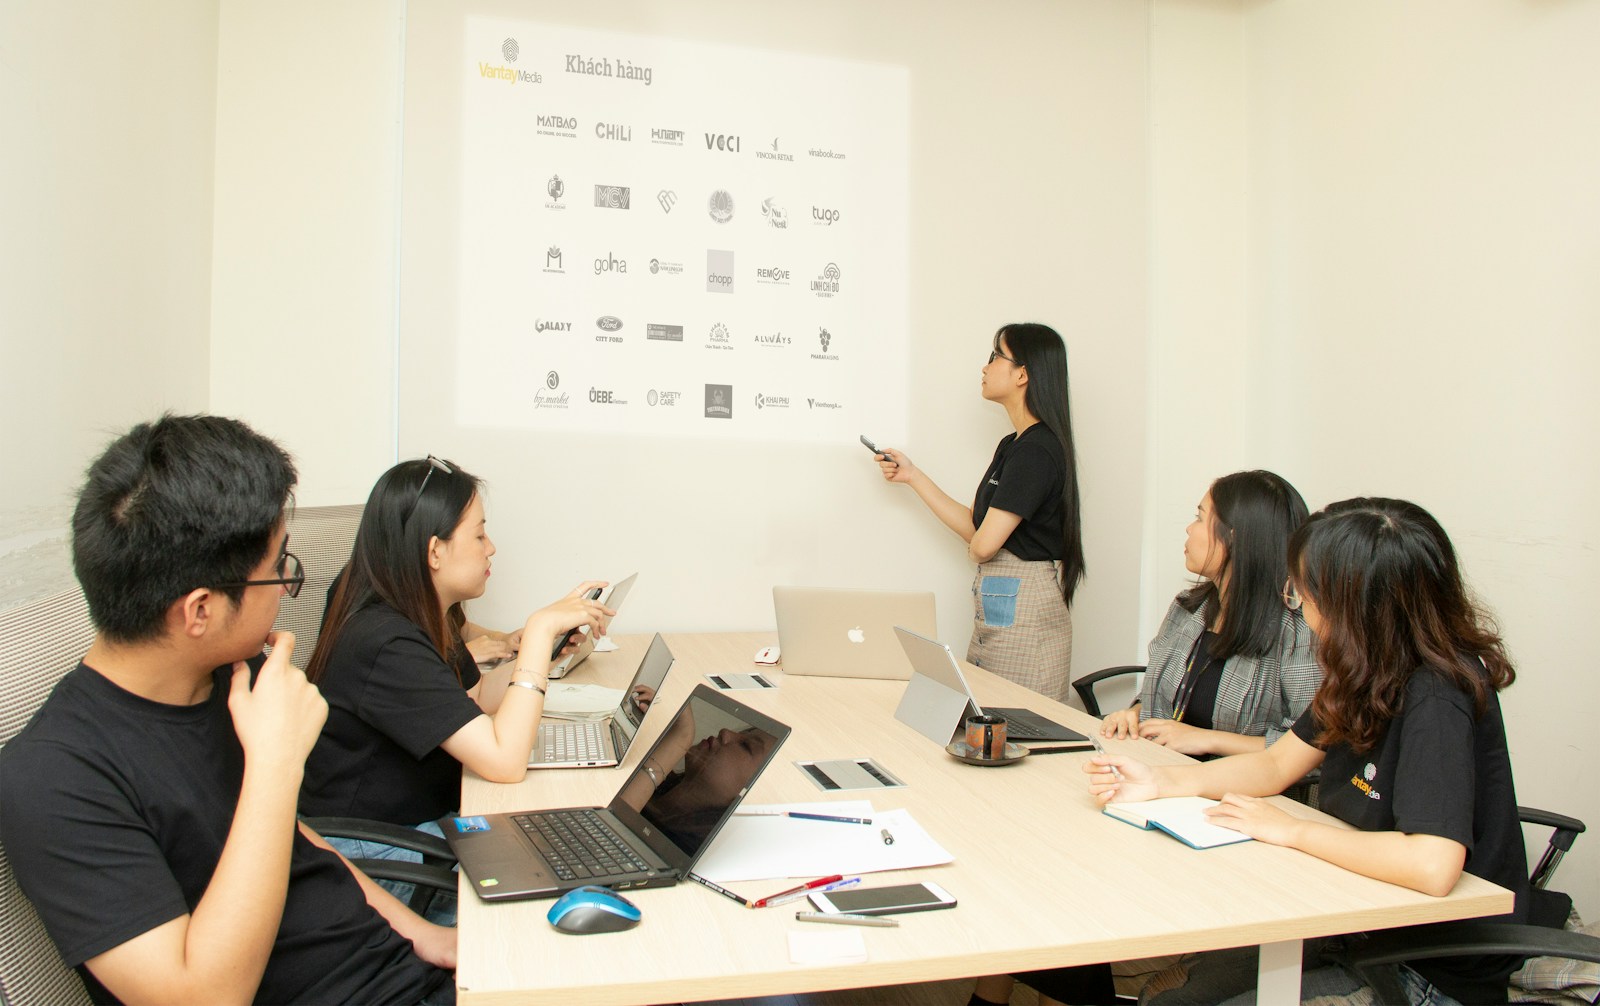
[1102,797,1253,850]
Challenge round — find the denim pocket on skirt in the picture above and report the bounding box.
[978,576,1021,627]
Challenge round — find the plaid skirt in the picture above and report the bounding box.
[966,549,1073,702]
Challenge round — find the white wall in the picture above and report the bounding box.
[0,0,218,605]
[1239,0,1600,919]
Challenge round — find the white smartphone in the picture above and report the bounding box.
[808,881,956,917]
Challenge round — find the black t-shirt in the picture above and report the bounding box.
[301,602,483,825]
[971,423,1066,562]
[0,664,447,1005]
[1174,631,1224,733]
[1292,665,1528,1003]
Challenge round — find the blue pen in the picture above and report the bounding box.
[788,812,872,825]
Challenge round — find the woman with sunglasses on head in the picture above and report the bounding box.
[871,323,1085,701]
[299,458,613,870]
[1100,470,1319,757]
[1070,498,1528,1005]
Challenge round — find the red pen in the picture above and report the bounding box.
[752,874,844,908]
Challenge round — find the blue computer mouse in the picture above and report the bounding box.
[546,885,642,935]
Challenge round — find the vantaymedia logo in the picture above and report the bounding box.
[646,323,683,342]
[594,121,632,142]
[595,185,631,209]
[658,190,677,213]
[704,384,733,419]
[755,264,790,286]
[756,137,794,163]
[812,205,841,226]
[811,327,838,360]
[707,189,734,224]
[807,397,843,410]
[754,392,791,410]
[593,252,627,275]
[535,318,572,333]
[543,246,564,273]
[753,330,790,347]
[648,257,683,276]
[589,386,629,406]
[811,262,841,297]
[647,389,683,407]
[535,114,577,139]
[808,147,846,161]
[478,39,541,85]
[651,127,684,146]
[761,197,788,229]
[565,54,653,86]
[706,250,734,293]
[544,175,566,210]
[706,322,732,351]
[535,370,569,409]
[705,132,741,153]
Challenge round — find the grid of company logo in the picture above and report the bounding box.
[456,20,909,441]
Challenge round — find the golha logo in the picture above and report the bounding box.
[593,252,627,274]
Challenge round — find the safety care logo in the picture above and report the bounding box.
[647,389,682,406]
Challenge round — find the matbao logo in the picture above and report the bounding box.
[593,251,627,275]
[754,392,790,410]
[811,262,841,297]
[811,327,838,361]
[542,246,564,273]
[535,114,577,139]
[704,132,741,153]
[807,398,843,410]
[595,185,631,209]
[646,323,683,342]
[594,121,632,141]
[651,127,684,146]
[761,197,788,229]
[753,330,790,347]
[535,318,572,333]
[647,389,682,407]
[706,321,732,351]
[755,264,790,286]
[588,386,629,406]
[756,137,794,163]
[704,384,733,419]
[707,189,734,223]
[706,250,734,293]
[535,371,569,409]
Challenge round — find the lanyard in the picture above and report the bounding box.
[1170,631,1213,724]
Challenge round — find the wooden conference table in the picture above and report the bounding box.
[454,633,1510,1005]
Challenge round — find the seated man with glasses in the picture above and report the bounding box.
[0,415,456,1005]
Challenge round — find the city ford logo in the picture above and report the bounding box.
[596,316,623,332]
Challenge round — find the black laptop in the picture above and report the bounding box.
[893,627,1088,744]
[443,684,790,901]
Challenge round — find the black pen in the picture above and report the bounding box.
[686,871,751,908]
[1026,744,1094,754]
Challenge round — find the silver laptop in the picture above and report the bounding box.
[531,632,673,769]
[445,684,791,902]
[773,586,936,679]
[549,572,638,679]
[893,627,1087,744]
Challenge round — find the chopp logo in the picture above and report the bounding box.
[704,384,733,419]
[595,185,631,209]
[706,250,735,293]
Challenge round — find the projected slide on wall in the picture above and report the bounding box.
[455,19,909,442]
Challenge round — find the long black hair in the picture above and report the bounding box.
[1290,497,1513,753]
[307,457,483,685]
[995,323,1085,604]
[1179,470,1309,659]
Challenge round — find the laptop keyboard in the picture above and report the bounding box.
[539,721,606,763]
[513,809,649,882]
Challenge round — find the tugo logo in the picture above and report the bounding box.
[706,250,735,293]
[812,206,841,226]
[596,316,623,332]
[535,319,572,333]
[593,252,627,275]
[594,122,632,141]
[595,185,631,209]
[704,132,741,153]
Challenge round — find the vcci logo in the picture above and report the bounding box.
[706,250,735,294]
[704,132,741,153]
[595,185,631,209]
[593,252,627,275]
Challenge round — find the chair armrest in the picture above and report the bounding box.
[302,816,455,863]
[1519,806,1587,848]
[1072,665,1145,718]
[1338,922,1600,967]
[349,859,460,896]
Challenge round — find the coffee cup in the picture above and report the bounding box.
[964,713,1008,760]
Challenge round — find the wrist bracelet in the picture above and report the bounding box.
[643,762,661,785]
[510,680,546,696]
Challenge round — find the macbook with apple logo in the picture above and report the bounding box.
[772,586,936,680]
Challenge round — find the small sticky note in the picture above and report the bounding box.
[787,928,868,965]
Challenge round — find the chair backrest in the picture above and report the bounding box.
[0,588,97,1006]
[271,504,364,669]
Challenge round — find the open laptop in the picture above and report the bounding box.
[444,684,790,902]
[773,586,936,679]
[530,632,674,769]
[893,626,1088,745]
[549,572,638,679]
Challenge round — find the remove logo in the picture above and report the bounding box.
[706,250,735,293]
[761,197,788,228]
[596,316,623,332]
[704,384,733,419]
[707,189,734,223]
[704,132,741,153]
[595,185,631,209]
[756,265,790,285]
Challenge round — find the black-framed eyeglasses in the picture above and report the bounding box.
[987,348,1018,366]
[405,455,454,524]
[1282,577,1303,612]
[216,549,306,598]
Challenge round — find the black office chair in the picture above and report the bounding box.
[301,816,460,916]
[1336,807,1598,1004]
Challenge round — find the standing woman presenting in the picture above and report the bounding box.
[874,323,1085,700]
